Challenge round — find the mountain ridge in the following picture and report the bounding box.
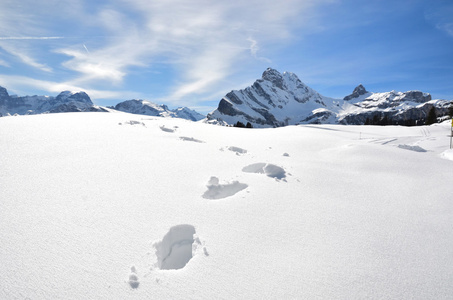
[0,87,205,121]
[0,87,107,116]
[114,99,205,121]
[207,68,452,127]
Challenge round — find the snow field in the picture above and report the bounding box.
[1,112,452,299]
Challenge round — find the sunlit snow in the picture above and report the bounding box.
[1,112,452,299]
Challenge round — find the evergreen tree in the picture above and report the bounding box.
[246,122,253,128]
[380,115,389,126]
[448,104,453,117]
[425,107,437,125]
[372,114,379,125]
[234,121,245,128]
[364,117,370,125]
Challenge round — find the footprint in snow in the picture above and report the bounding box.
[128,266,139,289]
[242,163,286,180]
[202,176,248,200]
[220,146,248,155]
[179,136,205,143]
[119,120,146,127]
[159,125,175,133]
[227,146,247,155]
[153,224,207,270]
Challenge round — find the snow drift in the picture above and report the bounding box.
[1,112,452,299]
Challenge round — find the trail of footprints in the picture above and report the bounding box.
[128,124,290,288]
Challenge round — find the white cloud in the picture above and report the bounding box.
[99,0,328,104]
[0,1,66,72]
[0,0,333,105]
[0,43,53,72]
[0,74,140,101]
[425,2,453,38]
[0,58,9,67]
[436,23,453,37]
[247,38,272,64]
[0,37,64,40]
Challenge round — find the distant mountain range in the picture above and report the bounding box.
[2,69,452,126]
[113,99,204,121]
[0,86,108,116]
[0,86,204,121]
[207,68,452,127]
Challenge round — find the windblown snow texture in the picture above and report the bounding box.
[0,112,452,299]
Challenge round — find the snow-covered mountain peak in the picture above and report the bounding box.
[344,84,370,100]
[55,91,92,104]
[208,68,451,127]
[207,68,330,127]
[261,67,286,90]
[113,99,205,121]
[0,88,103,117]
[260,68,312,94]
[0,86,9,99]
[57,90,77,98]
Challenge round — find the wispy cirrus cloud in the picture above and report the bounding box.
[436,23,453,37]
[50,0,332,104]
[0,74,143,100]
[0,43,53,72]
[0,60,9,67]
[424,1,453,38]
[0,36,64,40]
[0,0,334,105]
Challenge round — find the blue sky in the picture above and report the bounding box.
[0,0,452,114]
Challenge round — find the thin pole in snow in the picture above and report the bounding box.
[451,119,453,149]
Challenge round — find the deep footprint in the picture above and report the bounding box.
[128,266,139,289]
[120,120,145,126]
[179,136,205,143]
[160,125,175,133]
[202,176,248,199]
[242,163,286,180]
[154,225,196,270]
[227,146,247,155]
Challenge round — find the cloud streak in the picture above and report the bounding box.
[4,0,409,108]
[46,0,331,105]
[0,74,142,101]
[0,37,64,40]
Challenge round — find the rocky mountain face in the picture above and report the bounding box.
[208,68,336,127]
[207,68,452,127]
[0,87,106,117]
[114,99,205,121]
[343,84,370,100]
[0,87,204,122]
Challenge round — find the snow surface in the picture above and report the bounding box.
[1,112,453,299]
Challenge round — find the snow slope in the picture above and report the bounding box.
[1,112,452,299]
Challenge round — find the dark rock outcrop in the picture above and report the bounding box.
[344,84,369,100]
[207,68,328,127]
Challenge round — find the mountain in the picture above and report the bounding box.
[207,68,452,127]
[0,87,107,117]
[0,87,204,122]
[113,99,205,121]
[338,88,451,125]
[207,68,336,127]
